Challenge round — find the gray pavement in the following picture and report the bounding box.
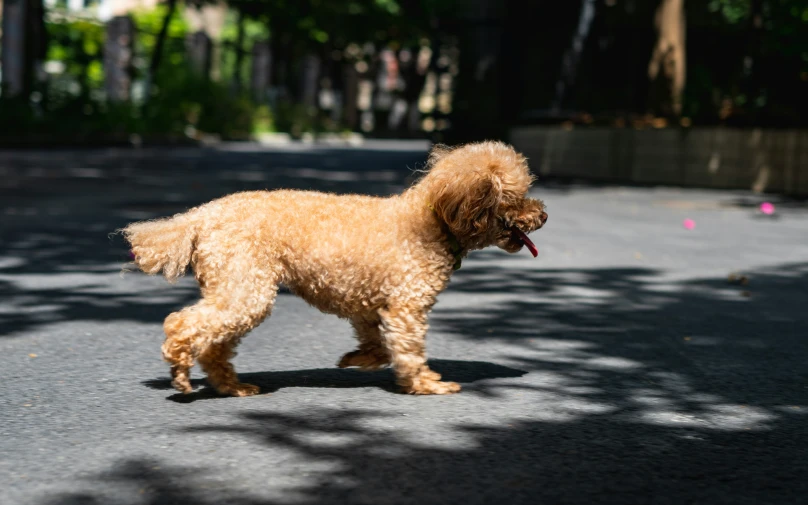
[1,141,807,505]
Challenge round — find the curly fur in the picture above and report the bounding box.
[122,141,547,396]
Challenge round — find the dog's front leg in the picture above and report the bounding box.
[337,317,390,370]
[379,306,461,395]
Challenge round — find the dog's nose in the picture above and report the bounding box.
[538,212,548,227]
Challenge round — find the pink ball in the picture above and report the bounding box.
[760,202,775,215]
[683,219,696,230]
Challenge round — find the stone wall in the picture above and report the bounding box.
[510,126,808,195]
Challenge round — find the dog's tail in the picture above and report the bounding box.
[121,213,198,282]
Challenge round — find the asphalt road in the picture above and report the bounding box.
[1,141,807,505]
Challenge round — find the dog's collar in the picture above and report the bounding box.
[428,205,463,270]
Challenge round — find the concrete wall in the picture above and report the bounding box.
[510,126,808,195]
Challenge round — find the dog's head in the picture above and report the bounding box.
[416,141,547,253]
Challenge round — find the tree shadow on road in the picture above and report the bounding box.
[435,260,808,408]
[0,266,199,337]
[34,262,808,505]
[38,404,808,505]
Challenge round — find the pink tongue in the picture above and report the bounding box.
[513,228,538,257]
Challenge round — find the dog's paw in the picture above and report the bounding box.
[403,380,461,395]
[215,383,261,397]
[337,349,389,370]
[171,377,194,394]
[420,369,442,382]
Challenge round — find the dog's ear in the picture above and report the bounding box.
[432,169,503,239]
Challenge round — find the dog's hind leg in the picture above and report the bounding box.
[163,308,201,394]
[197,334,264,397]
[163,254,280,397]
[379,306,460,395]
[194,273,280,397]
[337,317,390,370]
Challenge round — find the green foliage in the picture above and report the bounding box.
[143,65,258,138]
[230,0,436,47]
[678,0,808,124]
[273,101,318,138]
[708,0,751,24]
[1,6,270,142]
[374,0,401,15]
[45,19,105,93]
[219,11,270,86]
[132,4,190,65]
[252,104,276,133]
[133,4,189,39]
[14,0,807,139]
[220,11,270,42]
[5,0,465,142]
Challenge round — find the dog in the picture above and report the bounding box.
[123,141,547,396]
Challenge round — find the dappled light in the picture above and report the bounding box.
[2,144,806,504]
[35,397,808,504]
[3,0,808,502]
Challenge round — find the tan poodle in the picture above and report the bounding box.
[123,141,547,397]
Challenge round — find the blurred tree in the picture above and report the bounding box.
[0,0,47,99]
[11,0,808,141]
[232,10,247,91]
[148,0,178,85]
[218,0,448,133]
[551,0,597,114]
[648,0,686,118]
[46,19,105,104]
[134,3,190,103]
[688,0,808,125]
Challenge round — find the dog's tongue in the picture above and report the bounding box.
[513,228,539,257]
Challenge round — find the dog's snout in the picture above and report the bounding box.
[537,211,548,228]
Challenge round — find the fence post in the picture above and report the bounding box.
[300,52,321,110]
[250,41,272,102]
[1,0,28,98]
[104,16,136,102]
[187,31,212,78]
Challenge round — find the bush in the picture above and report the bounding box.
[143,65,258,139]
[0,9,268,143]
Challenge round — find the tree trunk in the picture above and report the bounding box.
[741,0,764,118]
[300,52,321,109]
[647,0,686,118]
[1,0,29,98]
[186,31,213,78]
[447,0,505,142]
[30,0,47,80]
[149,0,178,81]
[551,0,597,114]
[232,11,246,93]
[342,61,359,130]
[251,41,272,102]
[268,16,289,101]
[104,16,136,102]
[1,0,46,99]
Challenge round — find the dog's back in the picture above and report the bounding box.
[124,189,442,317]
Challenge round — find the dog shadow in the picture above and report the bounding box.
[141,359,527,403]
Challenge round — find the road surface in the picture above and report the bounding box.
[1,141,807,504]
